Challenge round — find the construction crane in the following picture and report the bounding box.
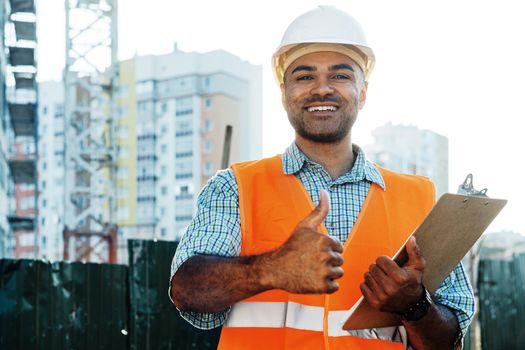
[63,0,119,263]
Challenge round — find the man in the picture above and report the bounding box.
[170,6,474,349]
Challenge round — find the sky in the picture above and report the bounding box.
[37,0,525,234]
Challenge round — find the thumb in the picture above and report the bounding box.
[301,190,330,229]
[405,237,425,271]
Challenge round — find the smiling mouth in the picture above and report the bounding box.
[305,105,339,112]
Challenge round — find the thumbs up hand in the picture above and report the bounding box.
[360,237,427,313]
[269,190,345,294]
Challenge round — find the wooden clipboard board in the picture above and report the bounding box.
[342,193,507,331]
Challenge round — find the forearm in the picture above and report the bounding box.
[403,302,459,350]
[170,253,274,313]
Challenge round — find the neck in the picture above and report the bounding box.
[295,134,356,180]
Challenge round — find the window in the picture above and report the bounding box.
[161,144,167,154]
[118,106,129,118]
[118,147,128,159]
[117,167,128,179]
[117,126,129,138]
[118,187,129,198]
[203,161,214,176]
[42,199,47,208]
[21,196,34,210]
[117,207,129,220]
[157,81,170,93]
[119,86,129,97]
[160,227,167,237]
[161,165,167,176]
[176,139,193,158]
[175,160,193,179]
[175,96,193,116]
[205,98,213,108]
[136,80,154,94]
[204,119,214,132]
[203,140,213,154]
[175,120,192,137]
[161,186,167,195]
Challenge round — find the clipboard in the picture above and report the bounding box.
[342,193,507,330]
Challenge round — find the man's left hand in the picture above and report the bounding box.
[360,237,426,313]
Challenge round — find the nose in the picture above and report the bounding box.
[310,77,334,96]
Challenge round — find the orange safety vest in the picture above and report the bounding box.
[218,155,435,350]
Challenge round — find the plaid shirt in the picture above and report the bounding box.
[171,143,475,337]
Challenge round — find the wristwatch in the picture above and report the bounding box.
[397,286,433,322]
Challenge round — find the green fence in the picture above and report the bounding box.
[0,240,220,350]
[128,240,221,350]
[478,253,525,350]
[0,259,129,350]
[5,242,523,350]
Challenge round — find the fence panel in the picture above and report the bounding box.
[0,259,129,350]
[478,254,525,350]
[128,239,221,350]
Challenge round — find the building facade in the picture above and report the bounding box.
[115,46,262,262]
[36,81,64,260]
[36,47,262,262]
[0,0,10,257]
[1,0,38,259]
[365,123,449,196]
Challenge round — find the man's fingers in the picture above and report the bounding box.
[328,266,344,280]
[405,237,425,271]
[329,251,344,266]
[325,279,340,294]
[300,189,330,229]
[329,237,344,253]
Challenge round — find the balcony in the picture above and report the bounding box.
[8,103,36,136]
[14,72,36,90]
[8,47,35,67]
[14,21,36,41]
[7,216,34,231]
[9,0,36,14]
[8,159,36,183]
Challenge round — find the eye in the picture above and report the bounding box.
[296,75,314,81]
[332,74,350,80]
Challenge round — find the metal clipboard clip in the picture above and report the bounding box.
[457,174,488,197]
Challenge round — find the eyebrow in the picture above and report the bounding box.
[329,63,355,72]
[291,65,316,75]
[290,63,355,75]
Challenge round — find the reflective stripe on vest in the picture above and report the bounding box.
[226,301,407,341]
[219,155,435,350]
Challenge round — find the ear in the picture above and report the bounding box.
[358,81,368,110]
[280,83,287,109]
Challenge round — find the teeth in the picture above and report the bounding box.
[307,106,337,112]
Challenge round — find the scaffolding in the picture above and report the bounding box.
[63,0,118,263]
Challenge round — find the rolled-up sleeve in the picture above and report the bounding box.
[169,169,241,329]
[433,262,475,339]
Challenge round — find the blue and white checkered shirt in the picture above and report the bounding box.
[171,143,475,336]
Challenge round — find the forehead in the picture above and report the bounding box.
[285,51,360,74]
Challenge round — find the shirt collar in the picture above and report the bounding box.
[281,142,386,190]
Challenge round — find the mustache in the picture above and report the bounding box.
[303,94,342,105]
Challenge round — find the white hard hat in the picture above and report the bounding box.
[272,6,375,84]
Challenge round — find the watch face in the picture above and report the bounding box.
[402,288,433,321]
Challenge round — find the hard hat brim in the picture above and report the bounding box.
[272,42,375,85]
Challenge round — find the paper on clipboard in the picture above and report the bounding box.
[342,193,507,331]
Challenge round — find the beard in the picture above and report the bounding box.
[287,94,358,143]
